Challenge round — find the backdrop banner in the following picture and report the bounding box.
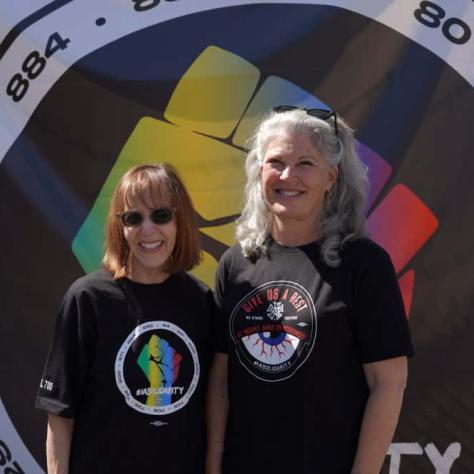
[0,1,473,472]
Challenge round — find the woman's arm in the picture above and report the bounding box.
[351,356,408,474]
[46,414,74,474]
[206,353,229,474]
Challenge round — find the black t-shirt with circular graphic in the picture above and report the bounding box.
[215,238,414,474]
[36,270,214,474]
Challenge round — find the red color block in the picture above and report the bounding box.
[398,270,415,319]
[367,184,439,273]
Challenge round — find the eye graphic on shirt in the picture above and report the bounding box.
[242,330,299,365]
[242,301,299,364]
[115,321,199,415]
[230,281,317,382]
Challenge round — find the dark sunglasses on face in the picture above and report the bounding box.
[116,207,176,227]
[273,105,339,138]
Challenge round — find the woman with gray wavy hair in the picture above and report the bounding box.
[207,107,413,474]
[237,107,367,265]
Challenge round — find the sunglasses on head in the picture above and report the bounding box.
[273,105,339,138]
[116,207,176,227]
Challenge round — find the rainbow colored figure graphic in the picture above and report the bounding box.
[137,334,182,407]
[71,45,438,318]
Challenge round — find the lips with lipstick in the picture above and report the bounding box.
[139,240,165,252]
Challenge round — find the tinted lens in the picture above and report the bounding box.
[306,108,331,120]
[121,211,143,227]
[273,105,298,113]
[150,208,174,225]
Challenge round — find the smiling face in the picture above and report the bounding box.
[122,198,177,284]
[261,130,338,244]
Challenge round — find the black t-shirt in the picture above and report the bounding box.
[36,270,214,474]
[215,238,414,474]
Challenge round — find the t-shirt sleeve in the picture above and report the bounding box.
[35,283,97,418]
[352,245,414,363]
[213,252,230,354]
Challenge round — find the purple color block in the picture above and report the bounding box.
[356,141,392,211]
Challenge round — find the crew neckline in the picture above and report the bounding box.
[123,272,176,289]
[267,236,320,255]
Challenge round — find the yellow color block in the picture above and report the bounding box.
[165,46,260,138]
[201,222,237,248]
[191,251,218,288]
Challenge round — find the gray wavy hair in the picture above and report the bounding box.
[236,108,369,266]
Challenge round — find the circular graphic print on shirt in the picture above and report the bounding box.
[230,281,317,382]
[115,320,200,415]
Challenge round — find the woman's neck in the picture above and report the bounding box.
[271,218,319,247]
[126,265,170,284]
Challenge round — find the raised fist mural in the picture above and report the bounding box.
[72,46,438,318]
